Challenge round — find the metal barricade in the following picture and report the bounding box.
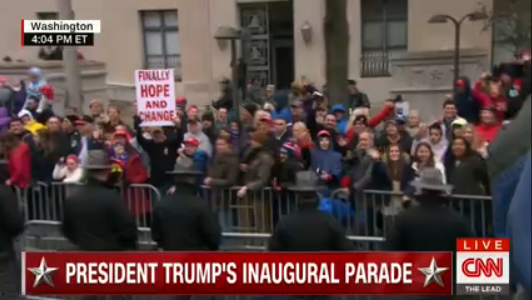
[18,183,494,253]
[18,182,161,252]
[202,187,494,239]
[448,194,494,237]
[353,190,493,238]
[18,182,161,227]
[119,183,161,229]
[20,182,67,222]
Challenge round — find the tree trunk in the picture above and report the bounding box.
[324,0,349,107]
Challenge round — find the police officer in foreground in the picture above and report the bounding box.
[0,159,25,299]
[267,172,353,300]
[151,168,221,251]
[62,150,138,251]
[268,171,354,252]
[384,168,473,252]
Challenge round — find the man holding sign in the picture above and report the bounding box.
[134,69,183,193]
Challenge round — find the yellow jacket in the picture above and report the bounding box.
[25,120,46,134]
[18,109,46,134]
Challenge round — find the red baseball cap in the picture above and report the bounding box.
[114,129,129,137]
[74,115,94,125]
[456,79,466,87]
[187,105,198,112]
[184,137,199,147]
[176,96,187,105]
[317,130,331,138]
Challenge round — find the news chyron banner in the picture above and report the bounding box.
[21,20,101,46]
[456,238,510,296]
[22,252,453,296]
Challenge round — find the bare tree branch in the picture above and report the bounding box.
[482,0,531,55]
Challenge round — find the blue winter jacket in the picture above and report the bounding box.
[310,142,342,180]
[331,104,348,136]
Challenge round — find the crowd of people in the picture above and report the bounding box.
[0,53,530,299]
[1,62,529,199]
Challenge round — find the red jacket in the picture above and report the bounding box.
[7,142,31,189]
[122,152,150,216]
[473,81,508,121]
[476,123,502,143]
[124,152,148,184]
[346,105,394,144]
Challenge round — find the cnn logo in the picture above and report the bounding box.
[461,258,503,278]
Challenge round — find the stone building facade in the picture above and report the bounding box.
[0,0,494,110]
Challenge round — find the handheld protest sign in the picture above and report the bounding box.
[135,69,176,127]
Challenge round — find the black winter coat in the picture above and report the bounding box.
[134,116,183,186]
[272,158,304,187]
[268,203,355,251]
[384,202,474,252]
[151,183,221,251]
[61,178,138,251]
[445,154,490,195]
[0,185,25,260]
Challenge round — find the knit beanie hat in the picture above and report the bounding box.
[385,119,399,128]
[281,141,300,158]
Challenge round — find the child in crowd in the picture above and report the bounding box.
[52,155,83,183]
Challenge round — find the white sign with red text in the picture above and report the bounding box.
[456,238,510,296]
[135,69,176,127]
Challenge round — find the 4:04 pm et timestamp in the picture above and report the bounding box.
[23,33,95,46]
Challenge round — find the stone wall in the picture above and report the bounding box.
[390,48,488,121]
[0,60,107,116]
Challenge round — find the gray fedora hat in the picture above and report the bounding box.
[84,150,113,170]
[410,168,453,193]
[286,171,326,192]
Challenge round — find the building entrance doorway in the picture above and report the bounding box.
[239,0,294,89]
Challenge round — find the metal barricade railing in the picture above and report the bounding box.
[18,182,161,252]
[18,182,161,228]
[202,187,494,240]
[18,183,493,253]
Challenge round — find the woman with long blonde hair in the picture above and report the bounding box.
[462,123,489,158]
[462,123,482,150]
[292,121,314,168]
